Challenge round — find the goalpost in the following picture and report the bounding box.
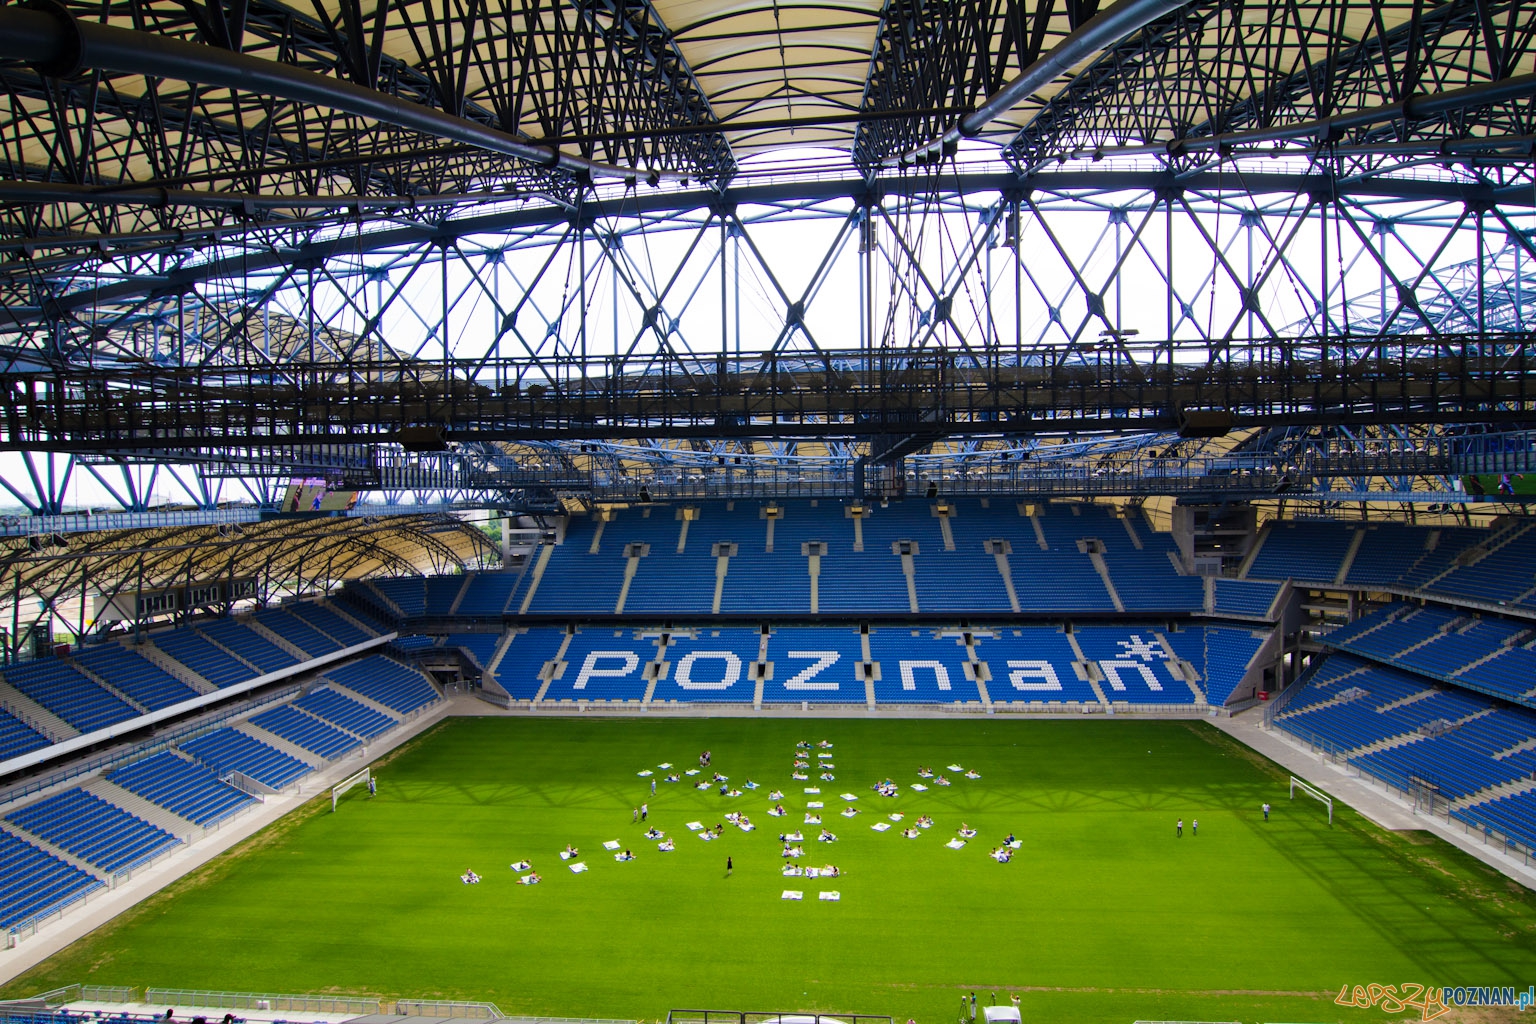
[332,767,372,812]
[1290,775,1333,825]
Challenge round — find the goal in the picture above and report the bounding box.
[1289,775,1333,825]
[332,767,372,811]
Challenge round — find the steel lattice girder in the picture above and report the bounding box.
[1003,0,1536,171]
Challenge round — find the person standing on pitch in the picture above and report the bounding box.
[1263,802,1270,821]
[1192,818,1198,836]
[368,775,376,798]
[1176,818,1183,837]
[726,855,732,877]
[651,778,657,796]
[641,802,648,822]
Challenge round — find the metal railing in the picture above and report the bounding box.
[143,990,379,1016]
[395,1000,504,1018]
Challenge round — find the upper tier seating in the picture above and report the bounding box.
[1248,520,1359,582]
[179,727,311,789]
[152,629,254,688]
[287,603,375,647]
[254,609,342,657]
[1212,579,1281,618]
[74,645,198,711]
[321,655,439,713]
[0,830,104,930]
[456,573,521,616]
[371,578,428,618]
[4,787,179,874]
[198,619,298,674]
[0,709,50,762]
[423,576,468,616]
[442,633,500,670]
[1,659,137,733]
[107,751,255,826]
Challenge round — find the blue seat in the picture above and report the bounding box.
[107,751,254,826]
[5,788,180,874]
[249,705,359,759]
[180,728,312,789]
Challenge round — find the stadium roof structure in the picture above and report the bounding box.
[0,0,1535,536]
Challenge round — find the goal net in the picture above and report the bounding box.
[1289,775,1333,824]
[332,767,371,811]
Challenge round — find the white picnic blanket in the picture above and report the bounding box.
[945,838,966,849]
[819,891,840,901]
[840,793,858,801]
[807,801,824,808]
[871,822,891,832]
[782,890,803,900]
[602,840,620,850]
[569,862,588,873]
[804,787,820,794]
[910,783,928,791]
[637,770,653,777]
[685,821,704,831]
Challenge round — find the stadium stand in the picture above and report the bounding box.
[543,629,656,702]
[1456,790,1536,853]
[106,751,255,826]
[1,659,137,733]
[288,603,376,646]
[1200,628,1266,705]
[1248,520,1359,582]
[179,728,312,789]
[973,629,1098,705]
[248,705,360,759]
[867,630,981,704]
[322,655,440,714]
[254,610,343,657]
[761,627,866,704]
[1274,656,1490,753]
[650,628,761,703]
[455,573,521,616]
[73,645,199,711]
[151,629,254,688]
[0,709,51,761]
[441,633,500,670]
[493,628,569,699]
[4,788,180,874]
[0,829,104,930]
[293,688,397,740]
[423,576,468,616]
[371,577,428,617]
[1073,628,1195,704]
[1212,578,1281,618]
[198,619,299,673]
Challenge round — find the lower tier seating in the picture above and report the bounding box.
[0,830,104,930]
[107,751,255,827]
[4,788,180,874]
[179,728,312,789]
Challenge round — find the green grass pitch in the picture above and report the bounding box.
[5,716,1535,1024]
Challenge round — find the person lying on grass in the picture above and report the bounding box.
[644,827,664,839]
[958,824,978,839]
[461,869,481,884]
[818,829,838,842]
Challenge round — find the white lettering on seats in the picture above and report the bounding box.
[898,660,951,691]
[1007,660,1062,691]
[784,650,840,690]
[674,651,742,690]
[1098,659,1164,691]
[572,651,641,690]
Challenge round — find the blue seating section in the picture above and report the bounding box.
[456,573,520,616]
[0,830,104,930]
[152,629,254,688]
[199,619,298,674]
[322,655,439,713]
[1353,710,1536,799]
[543,629,657,702]
[1275,656,1488,752]
[973,629,1099,704]
[652,629,761,704]
[1202,628,1265,705]
[424,576,468,616]
[761,628,866,704]
[293,687,397,739]
[1097,522,1205,612]
[1073,627,1195,704]
[390,634,438,653]
[1456,790,1536,852]
[442,633,500,669]
[249,705,359,759]
[179,728,312,789]
[867,630,981,704]
[336,599,390,635]
[1213,578,1280,618]
[1345,525,1436,585]
[73,645,198,711]
[1248,520,1359,582]
[0,709,49,762]
[1323,603,1536,708]
[1429,527,1536,606]
[372,577,428,617]
[288,603,375,646]
[494,629,569,699]
[4,788,179,874]
[255,609,342,657]
[1,659,137,733]
[107,751,255,826]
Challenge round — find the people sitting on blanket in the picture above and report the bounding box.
[700,750,712,767]
[820,772,835,781]
[874,780,899,797]
[737,814,753,829]
[725,811,741,824]
[744,779,759,789]
[644,827,664,839]
[658,838,675,851]
[510,860,531,871]
[719,782,730,795]
[1003,832,1017,845]
[616,849,635,861]
[726,788,742,797]
[918,766,934,778]
[990,846,1012,863]
[781,844,805,858]
[769,804,787,817]
[768,789,784,801]
[901,827,920,838]
[797,739,811,748]
[841,806,859,817]
[958,823,978,839]
[518,871,541,885]
[821,864,840,877]
[783,864,804,876]
[794,759,809,769]
[818,740,833,748]
[563,844,579,858]
[665,773,681,782]
[916,815,934,828]
[817,828,837,842]
[712,771,726,782]
[964,770,981,779]
[792,772,808,780]
[935,774,952,786]
[806,814,822,824]
[461,869,481,884]
[699,830,716,841]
